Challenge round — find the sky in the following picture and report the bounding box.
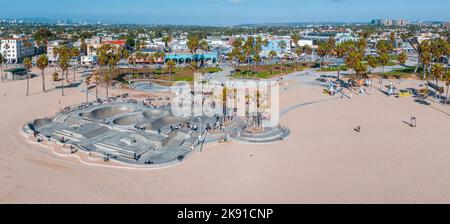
[2,0,449,25]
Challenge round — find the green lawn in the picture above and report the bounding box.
[232,63,309,79]
[319,65,348,72]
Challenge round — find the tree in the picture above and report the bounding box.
[398,52,408,65]
[367,55,379,74]
[23,57,32,96]
[52,72,59,85]
[389,32,396,47]
[334,43,346,79]
[163,35,173,49]
[166,60,176,80]
[291,34,300,48]
[317,40,334,70]
[431,63,444,87]
[353,60,367,80]
[419,40,431,80]
[53,46,70,96]
[376,40,392,82]
[243,36,255,69]
[70,48,80,82]
[97,44,122,99]
[187,35,200,54]
[227,37,244,69]
[94,75,100,100]
[268,50,278,74]
[85,76,91,103]
[190,61,198,73]
[444,70,450,105]
[278,40,287,54]
[199,40,210,52]
[0,54,4,82]
[36,54,49,92]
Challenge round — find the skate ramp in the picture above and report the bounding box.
[80,105,136,120]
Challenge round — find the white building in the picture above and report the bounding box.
[47,40,73,63]
[81,55,97,66]
[296,40,314,47]
[0,37,35,63]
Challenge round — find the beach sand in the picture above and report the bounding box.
[0,66,449,203]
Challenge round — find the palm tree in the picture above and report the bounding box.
[85,76,91,103]
[94,75,100,100]
[278,40,287,54]
[376,40,392,81]
[163,35,173,51]
[317,42,328,70]
[23,57,32,96]
[199,40,210,52]
[36,54,49,92]
[398,52,408,66]
[367,55,379,74]
[419,40,431,80]
[431,63,444,86]
[97,44,122,99]
[444,71,450,105]
[190,61,198,73]
[166,60,176,81]
[187,35,200,54]
[0,54,4,82]
[58,57,69,96]
[268,51,277,75]
[291,34,300,50]
[431,63,445,100]
[334,43,346,79]
[52,72,59,85]
[70,48,80,82]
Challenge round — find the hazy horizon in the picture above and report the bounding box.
[1,0,449,25]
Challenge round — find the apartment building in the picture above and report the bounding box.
[0,36,36,63]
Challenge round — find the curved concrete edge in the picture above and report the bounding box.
[231,128,291,145]
[21,129,197,170]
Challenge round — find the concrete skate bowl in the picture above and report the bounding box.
[29,118,53,132]
[143,110,169,119]
[113,110,169,126]
[132,82,171,92]
[113,113,145,126]
[148,116,190,130]
[80,105,136,121]
[233,126,290,144]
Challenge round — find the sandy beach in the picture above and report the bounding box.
[0,66,449,203]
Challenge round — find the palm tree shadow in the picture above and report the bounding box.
[402,121,414,128]
[414,98,431,105]
[427,105,450,117]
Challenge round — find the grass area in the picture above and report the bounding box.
[370,67,421,79]
[319,65,348,72]
[199,67,222,74]
[232,63,310,79]
[111,67,222,84]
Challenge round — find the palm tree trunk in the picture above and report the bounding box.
[61,75,64,96]
[446,85,449,105]
[86,89,89,103]
[423,65,427,80]
[1,63,3,82]
[26,75,30,96]
[41,69,46,92]
[337,68,341,80]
